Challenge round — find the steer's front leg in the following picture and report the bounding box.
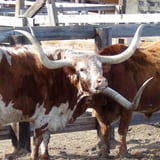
[31,135,42,160]
[39,130,50,160]
[31,123,48,160]
[98,123,111,157]
[94,117,111,158]
[118,110,132,156]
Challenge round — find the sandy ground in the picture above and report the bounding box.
[0,120,159,160]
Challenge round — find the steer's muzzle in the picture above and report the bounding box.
[94,77,108,92]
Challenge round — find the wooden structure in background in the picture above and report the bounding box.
[139,0,160,13]
[15,0,24,16]
[0,0,121,26]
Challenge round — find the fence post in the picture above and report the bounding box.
[15,0,25,16]
[94,27,116,142]
[95,27,112,52]
[9,35,31,152]
[46,0,59,26]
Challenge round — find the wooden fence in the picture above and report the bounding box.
[0,0,120,26]
[1,23,160,40]
[0,1,160,26]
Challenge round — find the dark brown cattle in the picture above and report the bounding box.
[73,41,160,158]
[0,25,144,160]
[0,45,107,160]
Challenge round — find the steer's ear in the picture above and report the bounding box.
[63,66,75,75]
[63,67,79,84]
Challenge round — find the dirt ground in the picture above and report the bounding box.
[0,120,159,160]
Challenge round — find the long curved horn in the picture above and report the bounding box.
[99,24,144,64]
[101,77,153,110]
[14,30,72,69]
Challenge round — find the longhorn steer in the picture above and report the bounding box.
[0,25,144,160]
[73,41,160,158]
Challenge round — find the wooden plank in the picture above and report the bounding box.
[0,16,24,26]
[0,0,17,5]
[0,5,116,13]
[57,6,116,12]
[0,1,118,15]
[32,13,160,25]
[28,23,160,38]
[2,25,97,40]
[0,126,11,140]
[15,0,24,16]
[55,116,97,134]
[57,13,160,24]
[1,111,159,140]
[0,24,160,43]
[0,16,33,27]
[0,116,96,140]
[0,8,15,16]
[46,0,59,26]
[0,1,117,8]
[0,0,32,5]
[1,23,160,39]
[56,5,116,12]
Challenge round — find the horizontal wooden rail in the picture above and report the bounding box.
[0,1,118,16]
[0,115,97,140]
[0,24,160,42]
[0,3,117,12]
[0,14,159,26]
[55,116,97,134]
[34,13,160,25]
[0,126,11,140]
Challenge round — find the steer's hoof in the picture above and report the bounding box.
[118,146,128,157]
[39,152,50,160]
[5,148,30,160]
[98,144,110,158]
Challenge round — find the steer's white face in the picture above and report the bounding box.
[65,54,108,93]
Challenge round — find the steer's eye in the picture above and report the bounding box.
[79,68,85,72]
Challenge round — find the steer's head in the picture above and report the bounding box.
[14,24,144,95]
[62,52,108,93]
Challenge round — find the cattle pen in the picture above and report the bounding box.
[0,0,160,159]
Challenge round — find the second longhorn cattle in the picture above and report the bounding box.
[72,40,160,158]
[0,25,147,160]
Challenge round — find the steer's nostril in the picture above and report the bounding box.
[97,79,102,83]
[97,78,107,83]
[97,78,108,87]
